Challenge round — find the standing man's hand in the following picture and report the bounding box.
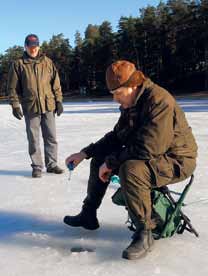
[12,107,23,120]
[99,162,112,183]
[65,151,87,168]
[55,102,63,116]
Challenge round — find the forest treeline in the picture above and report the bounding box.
[0,0,208,97]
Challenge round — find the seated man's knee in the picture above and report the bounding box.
[119,160,148,181]
[90,156,105,170]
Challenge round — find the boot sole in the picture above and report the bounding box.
[47,171,64,174]
[63,217,100,230]
[122,250,147,260]
[122,242,154,260]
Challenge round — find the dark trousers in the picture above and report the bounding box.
[83,156,109,210]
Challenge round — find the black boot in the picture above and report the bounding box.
[32,168,42,178]
[122,229,154,260]
[63,207,100,230]
[47,165,64,174]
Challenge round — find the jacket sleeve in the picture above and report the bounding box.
[7,62,21,108]
[51,62,63,102]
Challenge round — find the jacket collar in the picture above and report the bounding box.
[133,78,155,106]
[22,51,45,64]
[119,79,155,113]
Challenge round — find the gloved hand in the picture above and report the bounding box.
[55,102,63,116]
[12,107,23,120]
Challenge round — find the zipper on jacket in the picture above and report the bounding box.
[34,63,42,113]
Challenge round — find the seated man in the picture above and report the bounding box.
[64,60,197,260]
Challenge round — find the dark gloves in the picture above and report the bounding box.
[55,102,63,116]
[12,107,23,120]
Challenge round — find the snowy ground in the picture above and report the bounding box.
[0,99,208,276]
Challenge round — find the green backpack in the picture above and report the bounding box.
[111,175,199,239]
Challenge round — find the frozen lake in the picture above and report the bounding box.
[0,99,208,276]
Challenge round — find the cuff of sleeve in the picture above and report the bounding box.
[55,95,63,103]
[81,143,95,159]
[11,102,20,108]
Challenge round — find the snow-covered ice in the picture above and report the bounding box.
[0,99,208,276]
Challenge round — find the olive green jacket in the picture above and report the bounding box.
[82,79,197,183]
[7,52,63,115]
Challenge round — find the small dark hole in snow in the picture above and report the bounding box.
[71,247,94,253]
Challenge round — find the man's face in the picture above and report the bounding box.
[112,86,137,109]
[26,46,40,58]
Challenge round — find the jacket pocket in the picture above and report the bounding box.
[149,155,174,187]
[21,96,37,114]
[45,94,55,111]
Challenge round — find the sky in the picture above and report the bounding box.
[0,0,160,54]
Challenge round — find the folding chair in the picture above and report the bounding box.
[111,174,199,239]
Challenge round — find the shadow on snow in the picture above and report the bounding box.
[0,210,129,260]
[0,170,31,177]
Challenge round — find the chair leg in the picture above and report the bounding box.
[161,175,199,238]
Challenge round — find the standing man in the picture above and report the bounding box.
[63,60,197,260]
[7,34,64,178]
